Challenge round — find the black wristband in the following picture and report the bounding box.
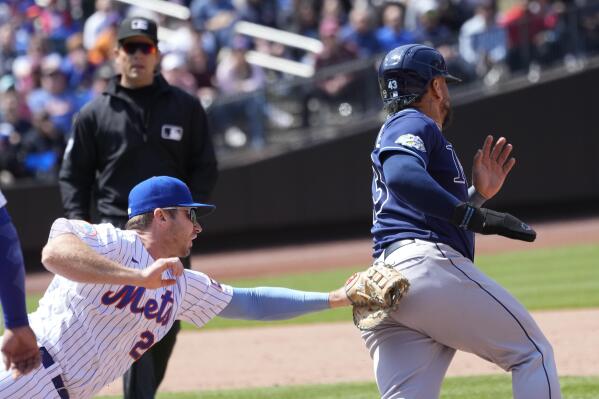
[451,203,481,230]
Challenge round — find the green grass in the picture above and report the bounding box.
[185,243,599,330]
[14,243,599,332]
[476,244,599,310]
[95,375,599,399]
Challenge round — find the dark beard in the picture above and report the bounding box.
[442,104,453,129]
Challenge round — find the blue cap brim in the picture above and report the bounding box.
[445,73,461,83]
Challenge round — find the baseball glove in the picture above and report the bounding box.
[345,262,410,331]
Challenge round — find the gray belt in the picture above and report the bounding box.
[383,239,416,259]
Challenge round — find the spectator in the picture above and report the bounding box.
[63,33,94,91]
[459,0,508,80]
[186,41,218,108]
[189,0,238,48]
[83,0,117,50]
[579,0,599,54]
[0,23,18,77]
[290,0,320,40]
[11,57,37,98]
[341,6,382,57]
[321,0,350,26]
[213,35,267,148]
[26,53,79,136]
[414,7,456,48]
[77,62,114,105]
[500,0,559,72]
[29,0,80,53]
[437,0,475,33]
[238,0,280,28]
[86,17,119,66]
[0,86,30,180]
[287,0,320,62]
[19,111,65,181]
[301,18,359,127]
[23,34,49,74]
[161,52,198,95]
[376,2,417,52]
[160,20,202,55]
[403,0,439,31]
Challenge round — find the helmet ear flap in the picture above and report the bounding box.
[379,69,428,108]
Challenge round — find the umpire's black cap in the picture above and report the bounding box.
[117,17,158,44]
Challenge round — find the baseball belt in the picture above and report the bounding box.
[383,239,416,259]
[40,347,70,399]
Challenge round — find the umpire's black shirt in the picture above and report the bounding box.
[59,73,218,221]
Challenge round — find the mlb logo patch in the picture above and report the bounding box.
[72,220,97,237]
[161,125,183,141]
[131,19,149,31]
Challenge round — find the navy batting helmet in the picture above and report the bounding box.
[378,44,461,108]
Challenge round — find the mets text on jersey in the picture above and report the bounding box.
[101,286,174,326]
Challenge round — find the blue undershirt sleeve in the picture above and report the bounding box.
[219,287,330,321]
[382,152,461,221]
[0,207,29,328]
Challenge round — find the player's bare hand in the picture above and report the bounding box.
[472,135,516,199]
[1,326,41,378]
[329,287,352,308]
[136,257,183,289]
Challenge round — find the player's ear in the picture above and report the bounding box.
[430,77,443,99]
[154,208,168,223]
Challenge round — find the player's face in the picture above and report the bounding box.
[164,207,201,257]
[115,36,159,88]
[439,78,453,128]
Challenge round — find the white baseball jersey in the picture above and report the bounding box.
[0,189,6,208]
[25,218,233,399]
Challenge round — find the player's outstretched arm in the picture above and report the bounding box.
[471,135,516,200]
[42,233,182,288]
[219,286,350,321]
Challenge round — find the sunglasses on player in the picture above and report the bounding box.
[121,42,157,55]
[163,207,198,225]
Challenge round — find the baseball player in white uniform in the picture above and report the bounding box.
[0,176,350,399]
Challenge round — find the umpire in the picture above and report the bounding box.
[58,16,218,399]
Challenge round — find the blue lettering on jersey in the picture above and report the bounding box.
[371,108,474,260]
[101,286,174,326]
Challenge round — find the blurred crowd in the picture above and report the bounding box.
[0,0,598,182]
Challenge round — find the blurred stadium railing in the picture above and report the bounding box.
[208,1,599,166]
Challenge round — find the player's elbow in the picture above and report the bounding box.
[41,239,64,273]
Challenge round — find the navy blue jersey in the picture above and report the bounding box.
[371,108,474,259]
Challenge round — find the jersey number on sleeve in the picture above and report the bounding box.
[446,144,467,184]
[129,330,155,360]
[372,166,389,224]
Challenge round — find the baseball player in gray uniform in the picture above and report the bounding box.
[0,176,351,399]
[366,44,560,398]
